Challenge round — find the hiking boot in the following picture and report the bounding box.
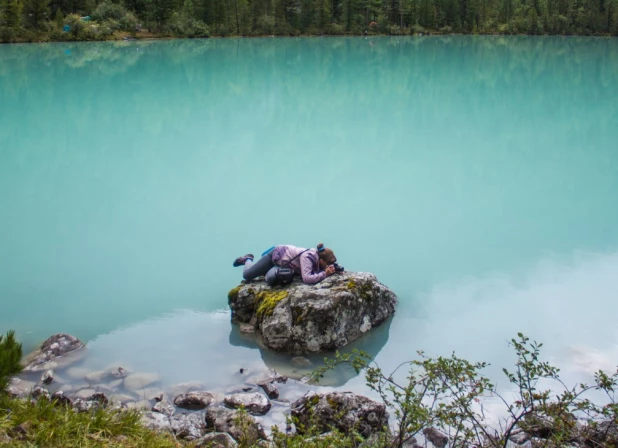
[233,254,254,267]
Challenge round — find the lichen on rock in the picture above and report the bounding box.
[255,290,288,319]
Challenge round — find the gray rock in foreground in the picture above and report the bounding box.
[291,391,389,439]
[21,334,85,372]
[141,412,172,432]
[228,271,397,354]
[224,392,271,415]
[170,413,206,440]
[205,406,266,443]
[195,432,238,447]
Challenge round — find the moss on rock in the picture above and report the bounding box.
[255,290,289,319]
[228,285,243,302]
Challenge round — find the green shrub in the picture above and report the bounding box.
[410,23,425,34]
[168,12,209,37]
[274,21,294,35]
[255,14,275,34]
[323,23,344,35]
[117,11,138,31]
[0,331,22,393]
[91,1,127,22]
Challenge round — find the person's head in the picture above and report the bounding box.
[317,242,337,270]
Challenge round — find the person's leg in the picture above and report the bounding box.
[265,266,279,286]
[243,253,274,281]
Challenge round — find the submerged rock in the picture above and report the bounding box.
[123,372,160,390]
[21,334,85,372]
[6,378,36,398]
[173,391,215,410]
[205,406,266,443]
[228,272,397,353]
[291,391,388,439]
[224,392,271,415]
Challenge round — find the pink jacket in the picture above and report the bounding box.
[271,245,327,284]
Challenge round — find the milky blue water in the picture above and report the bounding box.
[1,36,618,395]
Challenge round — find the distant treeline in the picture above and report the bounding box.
[1,0,617,42]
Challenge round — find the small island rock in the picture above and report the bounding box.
[228,271,397,354]
[22,334,85,372]
[224,392,271,415]
[291,391,388,439]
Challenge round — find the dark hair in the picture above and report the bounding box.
[317,242,336,265]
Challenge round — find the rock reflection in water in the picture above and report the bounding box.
[228,315,394,386]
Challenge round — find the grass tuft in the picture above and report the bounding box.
[0,394,182,447]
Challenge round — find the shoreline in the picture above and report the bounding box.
[2,31,617,45]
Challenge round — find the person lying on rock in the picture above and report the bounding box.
[233,243,338,286]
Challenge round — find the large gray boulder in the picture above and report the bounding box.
[228,271,397,354]
[21,334,85,372]
[291,391,389,439]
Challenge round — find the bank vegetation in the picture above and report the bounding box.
[1,0,617,43]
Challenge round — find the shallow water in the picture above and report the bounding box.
[1,37,618,401]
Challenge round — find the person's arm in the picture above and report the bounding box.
[299,253,327,284]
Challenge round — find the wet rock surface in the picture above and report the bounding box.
[423,427,448,448]
[173,391,215,410]
[40,370,54,385]
[291,391,389,439]
[21,334,85,372]
[195,432,238,447]
[141,412,172,432]
[205,405,266,443]
[228,271,397,354]
[224,392,271,415]
[170,413,206,440]
[152,400,175,417]
[259,382,279,399]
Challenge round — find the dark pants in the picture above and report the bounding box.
[243,252,279,286]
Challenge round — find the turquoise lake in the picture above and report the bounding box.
[1,36,618,395]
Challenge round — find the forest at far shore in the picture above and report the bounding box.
[1,0,617,43]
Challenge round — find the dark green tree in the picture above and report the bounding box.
[0,0,23,28]
[24,0,50,28]
[0,331,23,393]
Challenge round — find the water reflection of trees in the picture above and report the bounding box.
[2,36,617,183]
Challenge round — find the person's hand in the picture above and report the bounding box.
[325,265,336,276]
